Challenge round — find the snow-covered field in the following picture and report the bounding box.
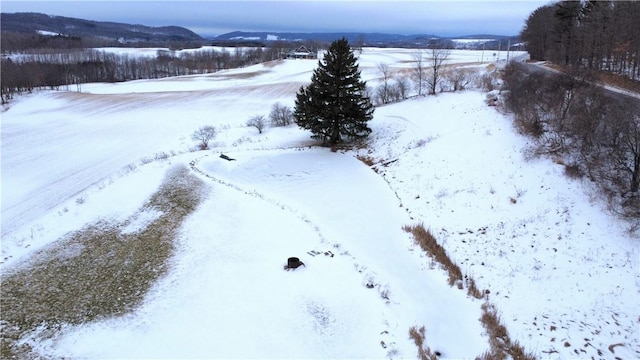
[1,48,638,359]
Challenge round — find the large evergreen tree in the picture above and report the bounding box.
[294,37,374,145]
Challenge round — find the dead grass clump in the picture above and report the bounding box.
[402,224,462,286]
[409,326,439,360]
[466,277,484,299]
[356,154,377,167]
[1,165,207,358]
[479,303,536,360]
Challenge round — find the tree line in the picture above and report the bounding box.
[521,0,640,80]
[0,45,297,104]
[503,62,640,219]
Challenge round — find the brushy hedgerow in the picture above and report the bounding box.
[0,165,208,359]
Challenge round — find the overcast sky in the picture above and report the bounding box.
[1,1,551,37]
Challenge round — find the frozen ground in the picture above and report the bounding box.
[1,48,638,359]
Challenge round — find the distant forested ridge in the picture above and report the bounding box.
[0,12,203,50]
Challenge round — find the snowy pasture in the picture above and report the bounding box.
[1,48,638,359]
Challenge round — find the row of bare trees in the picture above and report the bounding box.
[503,62,640,218]
[371,48,492,106]
[521,1,640,80]
[0,47,270,103]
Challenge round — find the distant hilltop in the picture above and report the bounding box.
[0,12,519,50]
[211,31,518,49]
[0,12,204,43]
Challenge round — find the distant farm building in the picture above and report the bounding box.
[285,45,316,59]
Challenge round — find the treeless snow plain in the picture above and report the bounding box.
[1,47,638,359]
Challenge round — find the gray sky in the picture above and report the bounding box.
[1,1,551,37]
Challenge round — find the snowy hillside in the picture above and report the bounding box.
[1,48,638,359]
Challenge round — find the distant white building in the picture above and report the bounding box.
[285,45,316,59]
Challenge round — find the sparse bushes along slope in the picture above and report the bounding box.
[503,61,640,221]
[0,165,208,359]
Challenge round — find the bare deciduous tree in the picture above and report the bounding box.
[377,63,392,104]
[247,115,267,134]
[191,125,217,150]
[425,47,450,95]
[446,68,476,91]
[269,102,294,127]
[394,75,410,100]
[412,51,426,96]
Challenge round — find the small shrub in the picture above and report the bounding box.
[269,102,294,127]
[411,136,437,149]
[479,72,496,91]
[485,92,499,106]
[564,163,584,179]
[139,156,154,165]
[232,136,252,147]
[122,163,137,174]
[514,114,544,138]
[154,151,170,161]
[378,286,391,301]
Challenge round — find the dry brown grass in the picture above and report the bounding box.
[408,326,439,360]
[0,165,207,359]
[403,224,462,286]
[402,223,484,299]
[356,154,377,167]
[403,224,535,359]
[478,303,537,360]
[466,276,484,299]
